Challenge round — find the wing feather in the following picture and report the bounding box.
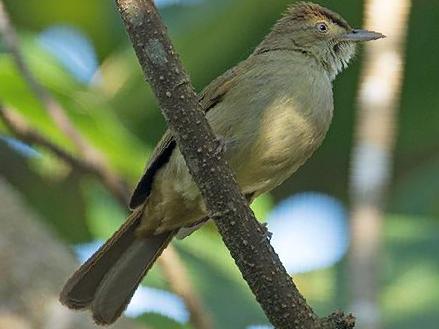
[129,65,242,209]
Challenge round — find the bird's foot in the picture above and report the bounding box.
[214,135,227,155]
[258,222,272,241]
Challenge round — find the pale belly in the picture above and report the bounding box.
[227,101,331,197]
[138,101,332,235]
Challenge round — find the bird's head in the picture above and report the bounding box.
[257,2,385,80]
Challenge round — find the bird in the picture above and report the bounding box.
[60,2,384,325]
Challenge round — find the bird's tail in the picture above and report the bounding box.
[59,210,175,325]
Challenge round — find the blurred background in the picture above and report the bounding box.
[0,0,438,329]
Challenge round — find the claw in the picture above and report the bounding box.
[215,136,227,155]
[258,222,272,241]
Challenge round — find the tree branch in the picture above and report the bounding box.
[114,1,354,328]
[0,106,130,206]
[161,247,214,329]
[0,0,129,205]
[0,105,214,329]
[0,1,89,158]
[0,3,213,321]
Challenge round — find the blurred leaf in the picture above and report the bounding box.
[251,193,274,223]
[82,180,127,239]
[381,214,439,329]
[3,0,123,59]
[2,1,439,328]
[174,227,267,328]
[0,142,90,242]
[0,35,149,182]
[392,156,439,217]
[138,312,191,329]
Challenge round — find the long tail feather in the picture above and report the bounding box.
[59,210,174,325]
[92,232,174,325]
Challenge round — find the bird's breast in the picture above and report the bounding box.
[223,66,334,195]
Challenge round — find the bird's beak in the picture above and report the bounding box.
[341,29,386,42]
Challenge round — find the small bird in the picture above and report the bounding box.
[60,2,384,325]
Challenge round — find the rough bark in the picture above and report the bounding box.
[0,177,148,329]
[114,1,354,328]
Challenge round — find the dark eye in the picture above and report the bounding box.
[316,22,328,33]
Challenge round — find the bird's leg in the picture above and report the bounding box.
[257,222,273,241]
[243,192,273,241]
[214,135,227,155]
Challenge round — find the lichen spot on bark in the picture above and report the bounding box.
[125,3,144,26]
[147,39,168,66]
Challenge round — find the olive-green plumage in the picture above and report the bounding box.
[60,2,384,325]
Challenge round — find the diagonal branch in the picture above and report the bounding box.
[1,2,213,326]
[161,247,214,329]
[0,3,213,325]
[114,1,355,328]
[0,105,130,206]
[0,105,213,329]
[0,107,96,173]
[0,1,90,158]
[0,0,130,206]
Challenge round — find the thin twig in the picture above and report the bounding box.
[1,108,89,170]
[0,106,128,203]
[0,111,128,207]
[161,247,214,329]
[0,1,88,157]
[0,0,129,205]
[115,1,354,328]
[0,105,214,329]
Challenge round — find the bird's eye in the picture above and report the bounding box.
[316,22,328,33]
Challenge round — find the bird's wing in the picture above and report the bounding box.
[129,65,242,209]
